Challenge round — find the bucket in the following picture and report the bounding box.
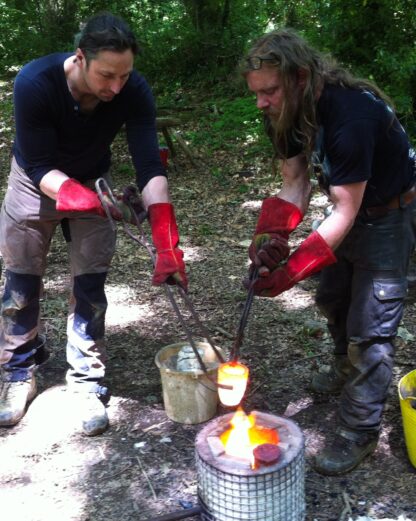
[159,146,169,168]
[398,369,416,467]
[155,341,224,424]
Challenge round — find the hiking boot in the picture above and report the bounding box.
[313,427,379,475]
[72,391,109,436]
[0,375,37,426]
[310,355,352,394]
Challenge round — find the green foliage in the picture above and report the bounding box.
[300,0,416,125]
[0,0,414,138]
[189,95,269,154]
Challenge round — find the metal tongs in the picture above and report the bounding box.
[229,267,258,363]
[95,178,226,381]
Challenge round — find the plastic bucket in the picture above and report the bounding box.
[398,369,416,467]
[159,146,169,168]
[155,341,224,424]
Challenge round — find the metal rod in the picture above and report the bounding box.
[95,177,224,375]
[230,268,258,362]
[178,287,225,363]
[95,178,117,231]
[164,284,208,373]
[141,506,201,521]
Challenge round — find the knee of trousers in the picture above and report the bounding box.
[347,338,395,375]
[72,272,108,340]
[1,271,41,336]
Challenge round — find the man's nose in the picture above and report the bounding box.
[256,94,269,110]
[110,79,123,94]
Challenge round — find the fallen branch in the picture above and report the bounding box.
[287,353,326,366]
[106,463,133,480]
[142,420,170,432]
[136,455,158,500]
[338,491,353,521]
[212,325,234,339]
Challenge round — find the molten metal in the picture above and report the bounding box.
[217,362,249,406]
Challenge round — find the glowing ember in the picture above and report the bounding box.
[217,362,249,406]
[219,408,279,466]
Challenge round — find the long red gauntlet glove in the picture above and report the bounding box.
[249,197,303,275]
[252,231,336,297]
[148,203,188,290]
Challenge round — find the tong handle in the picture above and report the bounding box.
[95,178,118,231]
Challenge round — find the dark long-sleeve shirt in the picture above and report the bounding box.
[12,52,165,191]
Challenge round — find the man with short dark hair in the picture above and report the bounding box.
[244,29,416,474]
[0,13,187,436]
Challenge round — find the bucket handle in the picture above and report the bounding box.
[197,378,220,393]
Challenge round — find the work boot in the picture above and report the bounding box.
[313,427,379,475]
[71,391,109,436]
[310,355,352,394]
[0,375,37,426]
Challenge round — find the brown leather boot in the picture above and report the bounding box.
[313,427,379,475]
[310,355,352,394]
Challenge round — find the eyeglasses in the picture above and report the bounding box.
[246,55,280,70]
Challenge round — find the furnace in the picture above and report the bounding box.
[195,411,305,521]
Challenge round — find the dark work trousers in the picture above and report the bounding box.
[0,158,116,392]
[315,205,414,432]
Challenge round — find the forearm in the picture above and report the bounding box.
[315,209,355,251]
[316,181,366,250]
[39,170,69,200]
[141,176,170,209]
[277,155,311,214]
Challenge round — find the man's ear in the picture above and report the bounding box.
[75,48,85,66]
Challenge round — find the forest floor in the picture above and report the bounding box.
[1,82,416,521]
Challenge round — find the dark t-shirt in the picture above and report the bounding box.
[12,52,165,191]
[265,84,414,208]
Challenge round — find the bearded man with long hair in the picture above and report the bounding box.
[244,28,416,475]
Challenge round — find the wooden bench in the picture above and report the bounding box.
[156,116,203,169]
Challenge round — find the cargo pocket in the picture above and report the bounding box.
[372,278,407,336]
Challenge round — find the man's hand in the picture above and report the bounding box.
[252,231,336,297]
[250,234,290,276]
[249,197,303,275]
[148,203,187,290]
[120,185,147,224]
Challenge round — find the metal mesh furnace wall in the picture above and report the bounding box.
[195,413,305,521]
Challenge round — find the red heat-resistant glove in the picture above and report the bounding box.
[252,231,336,297]
[249,197,303,275]
[56,178,143,223]
[56,179,107,215]
[148,203,188,290]
[56,178,127,222]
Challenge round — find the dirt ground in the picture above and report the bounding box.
[1,121,416,521]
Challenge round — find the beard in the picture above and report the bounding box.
[266,92,301,133]
[265,96,305,158]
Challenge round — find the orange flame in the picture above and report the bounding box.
[220,408,279,465]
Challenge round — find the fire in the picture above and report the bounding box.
[220,408,279,465]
